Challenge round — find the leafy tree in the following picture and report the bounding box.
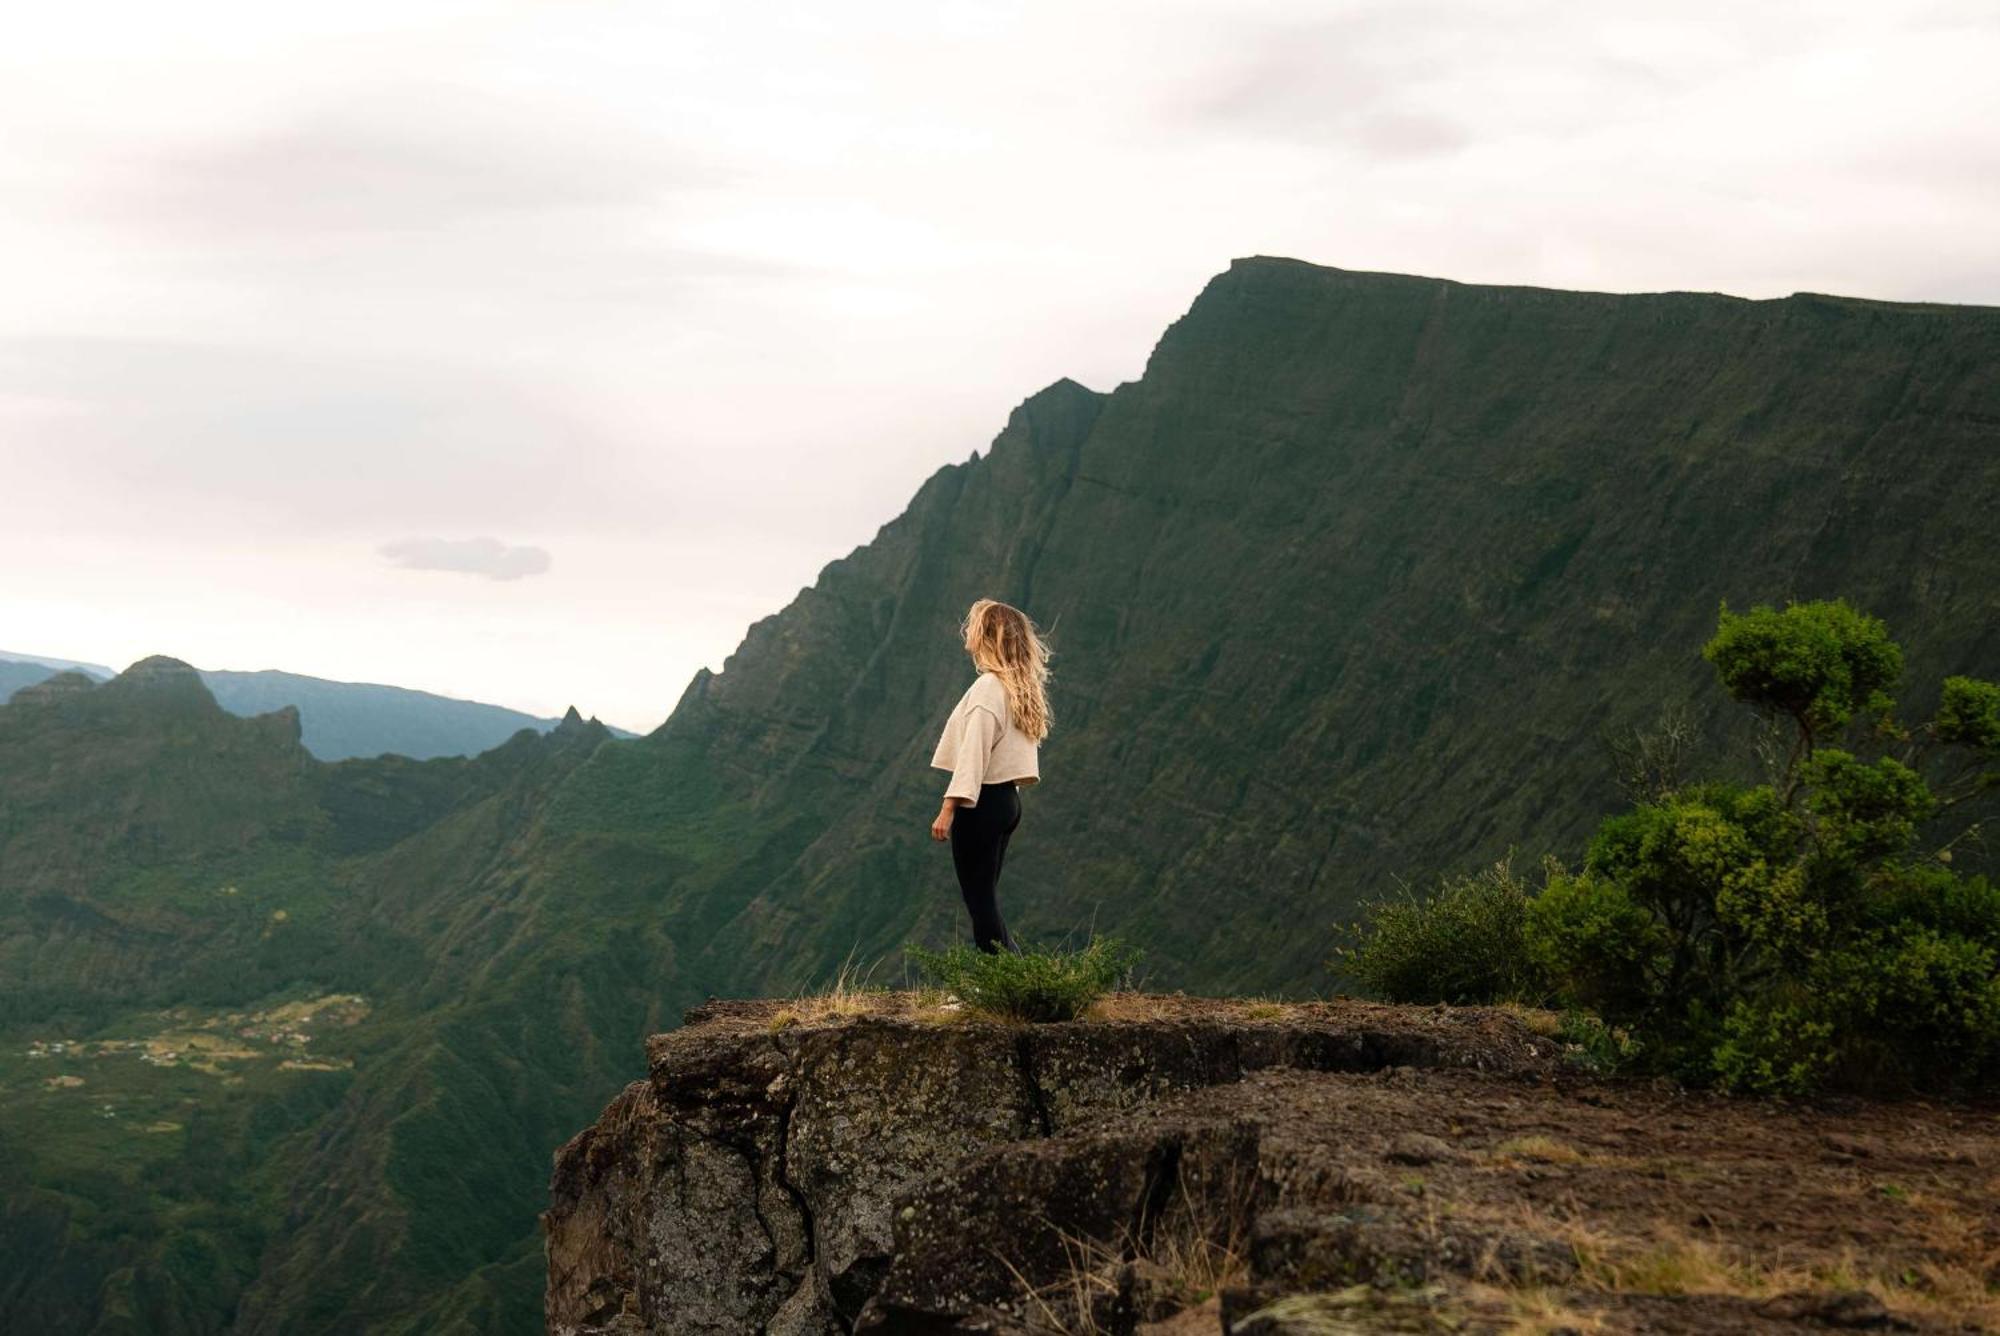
[1525,599,2000,1093]
[1344,599,2000,1094]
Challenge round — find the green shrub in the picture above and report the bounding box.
[1336,855,1548,1004]
[1936,676,2000,751]
[1555,1010,1643,1075]
[1867,864,2000,939]
[1571,602,2000,1092]
[904,938,1138,1022]
[1711,999,1837,1095]
[1344,598,2000,1096]
[1522,869,1668,1018]
[1815,925,2000,1090]
[1799,749,1935,861]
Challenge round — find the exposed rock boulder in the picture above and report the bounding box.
[547,996,1992,1334]
[543,997,1554,1335]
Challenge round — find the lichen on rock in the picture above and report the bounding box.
[542,996,1554,1334]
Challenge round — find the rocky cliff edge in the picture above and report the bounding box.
[544,996,1996,1334]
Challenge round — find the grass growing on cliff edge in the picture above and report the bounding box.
[766,952,890,1030]
[905,938,1139,1022]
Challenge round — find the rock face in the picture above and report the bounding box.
[543,997,1557,1334]
[546,999,2000,1335]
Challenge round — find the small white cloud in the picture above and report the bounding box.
[379,536,551,582]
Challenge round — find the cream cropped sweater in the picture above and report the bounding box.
[929,672,1040,806]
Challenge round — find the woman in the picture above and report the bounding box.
[928,597,1051,953]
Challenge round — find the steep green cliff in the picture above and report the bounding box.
[621,259,2000,996]
[3,258,1997,1333]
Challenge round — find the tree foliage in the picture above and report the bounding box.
[1349,598,2000,1095]
[1702,599,1903,745]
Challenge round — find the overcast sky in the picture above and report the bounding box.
[3,1,1996,730]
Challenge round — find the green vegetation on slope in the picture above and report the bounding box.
[0,660,631,1334]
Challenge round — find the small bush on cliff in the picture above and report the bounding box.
[1555,1009,1643,1074]
[1344,598,2000,1095]
[906,938,1139,1022]
[1334,853,1551,1004]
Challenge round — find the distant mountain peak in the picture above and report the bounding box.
[119,654,202,680]
[1022,376,1102,407]
[9,670,98,705]
[102,655,215,701]
[552,705,612,746]
[80,656,227,722]
[3,651,636,759]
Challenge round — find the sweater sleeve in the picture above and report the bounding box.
[943,705,1002,806]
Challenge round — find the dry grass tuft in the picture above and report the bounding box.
[1463,1282,1603,1334]
[765,954,892,1030]
[1868,1191,2000,1327]
[759,986,1329,1031]
[1082,991,1178,1023]
[1492,1135,1583,1164]
[1576,1234,1755,1296]
[1496,1001,1564,1037]
[1525,1210,2000,1329]
[1087,992,1308,1024]
[992,1158,1257,1334]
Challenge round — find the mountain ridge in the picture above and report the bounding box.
[0,649,632,760]
[1223,251,2000,311]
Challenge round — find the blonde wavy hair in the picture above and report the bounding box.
[961,598,1053,742]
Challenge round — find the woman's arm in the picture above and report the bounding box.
[931,705,1000,840]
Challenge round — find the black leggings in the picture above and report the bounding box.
[950,781,1022,953]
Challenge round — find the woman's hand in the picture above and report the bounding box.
[930,800,957,842]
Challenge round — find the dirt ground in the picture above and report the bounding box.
[1141,1064,2000,1333]
[661,991,1999,1332]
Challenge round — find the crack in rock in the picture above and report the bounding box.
[547,1000,1561,1334]
[1014,1033,1053,1137]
